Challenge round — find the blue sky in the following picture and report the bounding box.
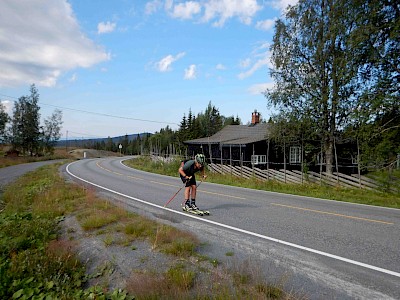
[0,0,296,139]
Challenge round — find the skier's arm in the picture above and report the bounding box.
[179,162,190,179]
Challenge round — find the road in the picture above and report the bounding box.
[0,159,66,189]
[64,156,400,299]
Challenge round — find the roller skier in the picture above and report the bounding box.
[178,154,208,215]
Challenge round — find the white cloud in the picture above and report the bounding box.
[0,0,110,88]
[255,18,276,31]
[270,0,299,12]
[145,0,163,15]
[164,0,261,27]
[156,52,186,72]
[238,57,270,79]
[170,1,201,19]
[248,82,275,95]
[69,73,77,82]
[97,21,116,34]
[238,42,272,79]
[216,63,226,70]
[164,0,174,11]
[239,58,251,69]
[1,100,13,115]
[184,64,197,79]
[202,0,261,27]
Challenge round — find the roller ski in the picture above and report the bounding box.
[182,203,210,216]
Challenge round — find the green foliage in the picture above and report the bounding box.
[124,218,155,238]
[4,84,63,156]
[0,164,132,299]
[150,224,199,257]
[9,84,41,156]
[266,0,399,172]
[125,156,182,177]
[41,109,63,155]
[0,102,9,140]
[149,101,240,155]
[0,213,57,256]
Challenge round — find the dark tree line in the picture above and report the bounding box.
[1,84,63,156]
[146,101,240,157]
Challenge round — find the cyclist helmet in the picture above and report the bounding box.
[195,154,205,166]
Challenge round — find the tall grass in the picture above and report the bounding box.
[0,164,88,299]
[125,156,400,209]
[0,164,135,299]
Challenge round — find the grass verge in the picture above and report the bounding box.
[124,156,400,209]
[0,162,296,299]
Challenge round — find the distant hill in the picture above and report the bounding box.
[56,133,152,147]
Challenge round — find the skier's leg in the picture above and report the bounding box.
[190,184,199,209]
[183,186,191,209]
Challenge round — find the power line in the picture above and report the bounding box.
[67,130,105,138]
[0,93,179,126]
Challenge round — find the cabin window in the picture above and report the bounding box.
[251,155,267,165]
[290,146,301,164]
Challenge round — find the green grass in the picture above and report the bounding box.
[0,159,295,299]
[0,148,71,168]
[125,156,400,209]
[0,164,89,299]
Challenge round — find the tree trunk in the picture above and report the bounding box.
[325,138,334,174]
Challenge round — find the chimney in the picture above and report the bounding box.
[251,110,260,125]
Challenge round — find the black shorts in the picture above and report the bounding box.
[180,174,196,187]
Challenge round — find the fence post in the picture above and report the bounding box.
[334,136,339,186]
[284,140,287,184]
[397,154,400,169]
[357,138,362,188]
[267,139,270,180]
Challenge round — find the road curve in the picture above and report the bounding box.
[64,157,400,299]
[0,159,66,189]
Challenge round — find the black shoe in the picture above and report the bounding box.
[191,203,199,210]
[183,203,192,211]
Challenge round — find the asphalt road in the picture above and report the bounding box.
[63,157,400,299]
[0,159,66,189]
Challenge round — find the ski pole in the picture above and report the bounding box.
[164,176,191,208]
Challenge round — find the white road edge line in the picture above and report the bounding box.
[66,161,400,279]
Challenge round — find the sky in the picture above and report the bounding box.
[0,0,297,140]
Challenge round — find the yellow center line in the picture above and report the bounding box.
[150,181,176,187]
[199,190,246,200]
[271,203,394,225]
[127,175,144,180]
[149,181,246,199]
[95,162,245,200]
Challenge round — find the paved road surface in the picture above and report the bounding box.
[64,157,400,299]
[0,159,66,189]
[12,157,399,299]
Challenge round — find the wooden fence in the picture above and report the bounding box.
[208,163,386,191]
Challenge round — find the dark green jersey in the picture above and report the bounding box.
[182,159,203,176]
